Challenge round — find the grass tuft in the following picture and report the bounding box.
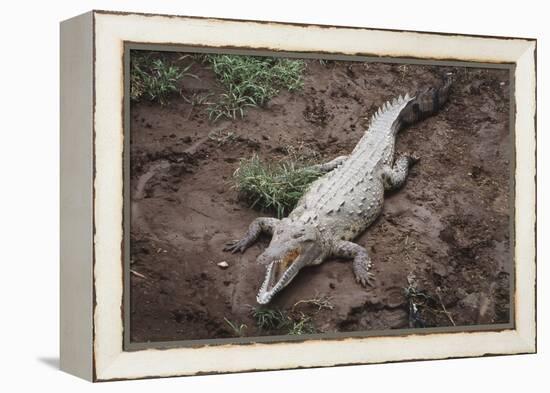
[252,308,289,331]
[287,313,316,335]
[252,308,317,335]
[223,317,247,337]
[202,55,306,121]
[130,52,197,105]
[233,154,322,218]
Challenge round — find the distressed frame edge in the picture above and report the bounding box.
[59,11,95,381]
[512,40,537,354]
[90,11,537,381]
[92,8,538,42]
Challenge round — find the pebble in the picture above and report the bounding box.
[217,261,229,269]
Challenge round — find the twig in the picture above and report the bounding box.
[436,287,456,326]
[130,269,147,279]
[182,205,213,219]
[292,294,334,312]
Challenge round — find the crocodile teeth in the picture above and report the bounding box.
[259,262,275,293]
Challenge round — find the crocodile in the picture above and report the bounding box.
[224,79,452,304]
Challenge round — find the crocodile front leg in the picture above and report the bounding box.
[331,240,375,287]
[381,153,419,191]
[224,217,280,254]
[311,155,348,173]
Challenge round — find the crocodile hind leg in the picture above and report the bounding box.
[331,240,375,287]
[381,153,419,191]
[311,155,348,173]
[224,217,280,254]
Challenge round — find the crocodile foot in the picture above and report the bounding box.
[355,270,376,287]
[223,239,249,253]
[353,257,376,287]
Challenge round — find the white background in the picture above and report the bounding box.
[0,0,546,391]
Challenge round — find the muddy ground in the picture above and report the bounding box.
[129,56,511,342]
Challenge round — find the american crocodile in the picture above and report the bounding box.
[224,80,452,304]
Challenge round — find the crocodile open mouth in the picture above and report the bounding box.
[257,249,301,304]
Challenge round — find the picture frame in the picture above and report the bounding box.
[60,10,536,381]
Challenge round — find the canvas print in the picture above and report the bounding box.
[127,50,512,344]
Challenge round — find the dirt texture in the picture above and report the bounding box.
[129,57,511,342]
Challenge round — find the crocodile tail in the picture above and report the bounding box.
[398,78,452,128]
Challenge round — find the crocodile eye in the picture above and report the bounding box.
[292,233,303,239]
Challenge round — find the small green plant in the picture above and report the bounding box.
[130,52,197,105]
[202,54,306,121]
[233,154,322,218]
[252,308,317,335]
[287,313,317,335]
[252,308,289,331]
[223,317,247,337]
[404,273,455,328]
[182,92,214,106]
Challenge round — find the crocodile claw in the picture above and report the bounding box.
[355,272,376,287]
[223,240,247,253]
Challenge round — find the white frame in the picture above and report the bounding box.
[60,10,536,381]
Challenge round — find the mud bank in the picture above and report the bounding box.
[129,58,511,342]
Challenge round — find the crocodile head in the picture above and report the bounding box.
[256,221,324,304]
